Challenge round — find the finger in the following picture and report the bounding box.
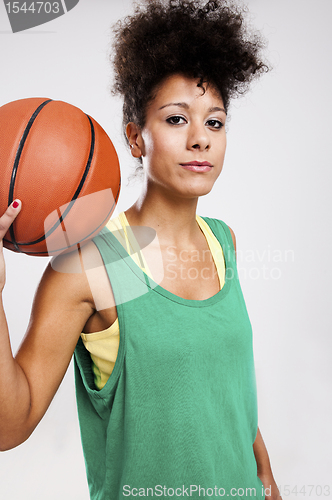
[0,200,22,240]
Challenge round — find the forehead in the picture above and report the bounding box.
[150,73,225,110]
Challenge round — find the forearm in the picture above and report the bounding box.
[253,427,282,499]
[253,427,273,478]
[0,294,31,451]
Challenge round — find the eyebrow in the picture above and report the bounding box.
[158,102,227,115]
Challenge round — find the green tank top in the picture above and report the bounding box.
[74,216,264,499]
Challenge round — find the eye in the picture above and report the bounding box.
[206,119,224,129]
[166,115,187,125]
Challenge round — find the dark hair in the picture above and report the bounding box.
[111,0,269,177]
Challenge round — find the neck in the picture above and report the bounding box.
[125,182,201,247]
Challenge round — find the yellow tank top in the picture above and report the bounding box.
[81,212,226,390]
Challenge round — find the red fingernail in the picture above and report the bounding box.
[12,201,19,209]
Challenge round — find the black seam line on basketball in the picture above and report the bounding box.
[18,114,96,246]
[16,181,120,254]
[17,195,119,255]
[17,185,120,254]
[8,99,53,252]
[11,172,121,253]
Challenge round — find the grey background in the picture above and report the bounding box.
[0,0,331,498]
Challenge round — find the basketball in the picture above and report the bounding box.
[0,97,121,256]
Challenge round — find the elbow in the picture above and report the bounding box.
[0,442,16,452]
[0,438,22,452]
[0,428,31,452]
[0,437,18,452]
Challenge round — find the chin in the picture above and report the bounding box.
[181,184,215,199]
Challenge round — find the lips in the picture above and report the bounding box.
[180,161,213,167]
[180,161,213,173]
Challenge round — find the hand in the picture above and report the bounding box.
[260,473,283,500]
[0,200,22,291]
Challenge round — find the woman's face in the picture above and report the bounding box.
[128,73,227,199]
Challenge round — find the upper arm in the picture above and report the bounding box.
[14,247,95,439]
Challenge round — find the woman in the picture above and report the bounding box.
[0,0,282,498]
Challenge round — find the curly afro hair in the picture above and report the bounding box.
[111,0,269,172]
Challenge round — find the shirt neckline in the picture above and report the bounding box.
[104,212,232,308]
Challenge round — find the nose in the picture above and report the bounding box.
[186,122,210,151]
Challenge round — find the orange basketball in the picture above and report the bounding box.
[0,97,121,256]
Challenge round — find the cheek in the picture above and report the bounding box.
[218,135,227,161]
[144,131,181,162]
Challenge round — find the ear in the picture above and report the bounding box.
[126,122,145,158]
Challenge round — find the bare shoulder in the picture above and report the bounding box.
[51,240,117,328]
[44,242,97,306]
